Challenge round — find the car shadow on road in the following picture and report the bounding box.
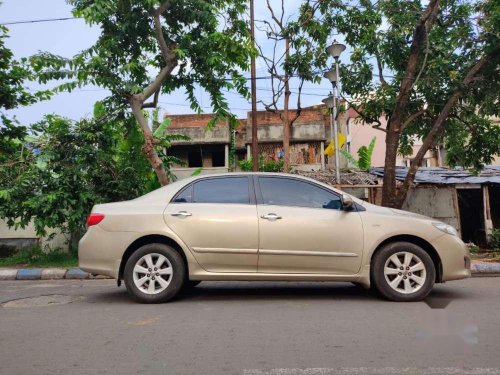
[86,281,472,305]
[177,282,378,302]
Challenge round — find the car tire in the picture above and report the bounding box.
[123,243,186,303]
[371,241,435,302]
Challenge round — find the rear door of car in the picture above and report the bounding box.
[255,176,364,274]
[164,176,259,273]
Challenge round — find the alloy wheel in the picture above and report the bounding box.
[383,251,427,294]
[132,253,173,295]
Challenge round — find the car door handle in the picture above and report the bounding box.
[171,211,192,217]
[261,213,282,221]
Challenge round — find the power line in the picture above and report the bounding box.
[0,17,82,26]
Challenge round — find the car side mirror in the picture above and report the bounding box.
[341,194,354,211]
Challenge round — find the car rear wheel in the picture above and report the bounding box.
[124,243,185,303]
[372,242,435,302]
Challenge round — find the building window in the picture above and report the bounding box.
[211,150,225,167]
[188,151,202,167]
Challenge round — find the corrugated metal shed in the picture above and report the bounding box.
[370,166,500,185]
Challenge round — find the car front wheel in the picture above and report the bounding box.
[124,243,186,303]
[372,242,435,302]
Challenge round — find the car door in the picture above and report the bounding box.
[164,176,259,273]
[256,176,364,275]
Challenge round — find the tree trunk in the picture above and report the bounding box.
[381,0,440,207]
[381,125,403,207]
[130,98,170,186]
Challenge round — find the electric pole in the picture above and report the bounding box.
[250,0,259,171]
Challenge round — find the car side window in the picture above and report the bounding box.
[259,177,342,210]
[193,177,251,204]
[172,185,193,203]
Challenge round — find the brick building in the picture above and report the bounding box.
[166,106,349,179]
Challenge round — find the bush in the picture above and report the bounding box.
[466,242,479,254]
[0,245,78,268]
[489,228,500,251]
[239,154,284,172]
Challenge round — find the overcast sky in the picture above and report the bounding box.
[1,0,342,125]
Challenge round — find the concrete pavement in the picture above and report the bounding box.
[0,278,499,374]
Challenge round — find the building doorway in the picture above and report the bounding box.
[457,188,486,246]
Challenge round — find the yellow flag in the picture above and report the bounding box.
[324,132,346,157]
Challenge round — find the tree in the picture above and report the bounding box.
[299,0,500,208]
[0,23,51,131]
[256,0,328,172]
[0,25,49,112]
[0,110,155,246]
[33,0,252,185]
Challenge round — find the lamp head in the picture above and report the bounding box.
[326,40,346,59]
[322,94,335,109]
[323,69,337,84]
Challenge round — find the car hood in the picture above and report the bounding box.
[359,201,432,221]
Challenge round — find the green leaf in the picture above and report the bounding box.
[93,101,105,118]
[153,118,171,138]
[340,150,359,168]
[0,190,11,200]
[191,167,203,176]
[36,159,48,170]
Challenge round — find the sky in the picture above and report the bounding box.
[1,0,345,125]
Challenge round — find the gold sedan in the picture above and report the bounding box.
[79,173,470,303]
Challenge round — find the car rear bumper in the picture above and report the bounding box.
[78,226,136,279]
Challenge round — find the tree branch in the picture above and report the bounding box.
[135,1,178,103]
[401,109,426,131]
[142,88,160,109]
[375,50,387,86]
[396,50,496,203]
[153,2,176,65]
[340,93,385,132]
[389,0,440,132]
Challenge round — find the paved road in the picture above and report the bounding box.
[0,278,499,375]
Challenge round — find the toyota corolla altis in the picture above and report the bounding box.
[79,173,470,303]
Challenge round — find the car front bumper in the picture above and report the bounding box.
[431,233,471,282]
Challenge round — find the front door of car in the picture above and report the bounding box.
[256,176,364,275]
[164,176,258,273]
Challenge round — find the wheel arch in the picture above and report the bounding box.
[119,234,189,280]
[370,235,443,283]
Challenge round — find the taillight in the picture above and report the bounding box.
[87,213,105,227]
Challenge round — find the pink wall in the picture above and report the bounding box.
[346,108,387,167]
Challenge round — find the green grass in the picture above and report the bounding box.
[0,246,78,268]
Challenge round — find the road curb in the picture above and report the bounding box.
[471,262,500,277]
[0,268,111,280]
[0,261,499,280]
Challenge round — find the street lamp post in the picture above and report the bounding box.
[323,40,346,186]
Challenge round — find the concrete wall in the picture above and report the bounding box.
[247,123,326,143]
[402,186,460,232]
[292,163,323,172]
[0,218,69,255]
[168,125,229,145]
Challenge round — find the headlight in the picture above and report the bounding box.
[432,222,459,236]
